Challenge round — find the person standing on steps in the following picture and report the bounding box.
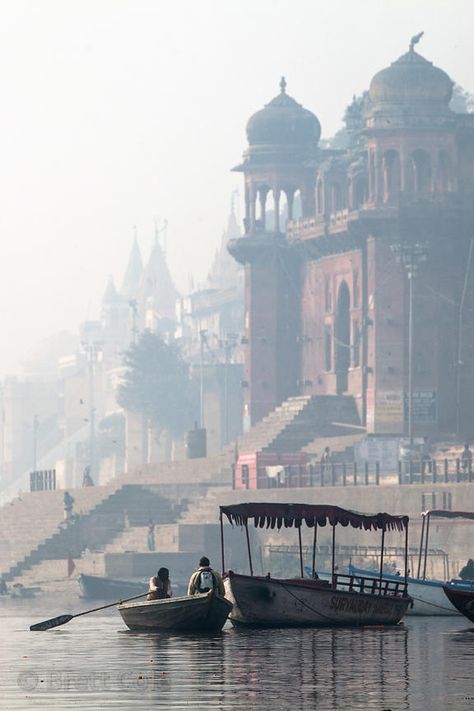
[147,520,155,551]
[63,491,74,522]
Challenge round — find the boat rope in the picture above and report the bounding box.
[279,581,341,623]
[408,594,457,613]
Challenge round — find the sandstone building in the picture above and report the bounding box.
[229,41,474,440]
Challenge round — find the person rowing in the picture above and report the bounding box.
[147,567,172,600]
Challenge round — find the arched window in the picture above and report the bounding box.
[411,150,432,193]
[335,281,351,394]
[382,150,401,204]
[353,177,368,209]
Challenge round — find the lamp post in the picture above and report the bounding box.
[391,242,428,449]
[82,341,103,480]
[199,330,207,428]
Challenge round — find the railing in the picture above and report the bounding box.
[333,573,408,598]
[251,461,381,489]
[233,458,474,489]
[397,458,474,484]
[30,469,56,492]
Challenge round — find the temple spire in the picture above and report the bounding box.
[280,76,287,94]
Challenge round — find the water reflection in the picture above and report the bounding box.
[1,606,474,710]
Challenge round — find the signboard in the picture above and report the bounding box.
[404,390,437,423]
[374,390,404,433]
[354,437,400,472]
[366,388,375,428]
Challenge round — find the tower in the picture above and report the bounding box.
[229,78,321,425]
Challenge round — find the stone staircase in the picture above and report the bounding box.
[235,396,310,453]
[0,451,235,584]
[235,395,362,454]
[0,484,180,583]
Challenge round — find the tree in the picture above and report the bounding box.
[118,331,197,437]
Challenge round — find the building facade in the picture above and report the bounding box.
[230,42,474,439]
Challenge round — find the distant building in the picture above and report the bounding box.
[230,43,474,439]
[177,207,245,451]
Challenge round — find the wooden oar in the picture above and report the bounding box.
[30,591,149,631]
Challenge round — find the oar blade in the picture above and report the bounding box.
[30,614,73,631]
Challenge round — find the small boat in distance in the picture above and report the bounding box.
[79,574,146,600]
[118,591,233,632]
[220,503,412,628]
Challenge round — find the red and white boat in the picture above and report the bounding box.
[219,502,412,628]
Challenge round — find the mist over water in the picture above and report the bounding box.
[2,600,474,710]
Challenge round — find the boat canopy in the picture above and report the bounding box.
[220,503,408,532]
[422,509,474,521]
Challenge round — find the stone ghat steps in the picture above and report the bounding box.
[0,485,178,583]
[262,395,362,454]
[234,396,311,453]
[178,487,223,526]
[0,485,116,575]
[0,450,234,582]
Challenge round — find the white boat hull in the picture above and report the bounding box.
[224,572,410,628]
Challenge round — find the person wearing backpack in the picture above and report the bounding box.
[187,556,225,596]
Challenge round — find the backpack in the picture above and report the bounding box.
[197,569,215,593]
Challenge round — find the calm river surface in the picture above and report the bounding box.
[1,598,473,710]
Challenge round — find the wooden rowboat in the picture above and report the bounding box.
[118,591,233,632]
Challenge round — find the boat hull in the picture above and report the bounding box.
[79,574,146,600]
[118,591,233,632]
[443,586,474,623]
[349,566,459,616]
[224,572,409,628]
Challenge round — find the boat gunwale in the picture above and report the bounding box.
[225,570,410,603]
[118,591,232,611]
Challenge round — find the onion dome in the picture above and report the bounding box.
[246,77,321,147]
[369,46,453,110]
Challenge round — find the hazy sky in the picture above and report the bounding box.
[0,0,472,375]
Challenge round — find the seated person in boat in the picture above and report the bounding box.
[459,559,474,581]
[147,567,172,600]
[187,556,225,596]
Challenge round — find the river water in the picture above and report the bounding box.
[1,598,473,710]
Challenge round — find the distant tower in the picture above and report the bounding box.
[229,78,321,424]
[139,229,179,332]
[121,232,143,300]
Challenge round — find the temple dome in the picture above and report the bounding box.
[246,77,321,147]
[369,48,453,109]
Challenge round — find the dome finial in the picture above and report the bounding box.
[280,76,287,94]
[409,31,424,52]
